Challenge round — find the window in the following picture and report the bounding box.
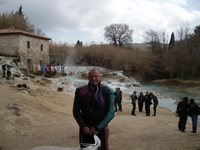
[27,41,30,48]
[41,44,43,51]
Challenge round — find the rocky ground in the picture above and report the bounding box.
[0,79,200,150]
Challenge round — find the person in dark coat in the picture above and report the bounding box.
[150,93,158,116]
[144,92,151,116]
[176,97,189,132]
[118,88,122,111]
[73,68,115,150]
[2,64,6,78]
[114,88,122,112]
[138,92,144,112]
[189,98,198,133]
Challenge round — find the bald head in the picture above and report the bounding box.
[87,68,101,85]
[88,68,100,75]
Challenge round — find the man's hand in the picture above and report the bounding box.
[83,126,91,135]
[91,127,99,134]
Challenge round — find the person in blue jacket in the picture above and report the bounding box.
[73,68,115,150]
[131,91,137,116]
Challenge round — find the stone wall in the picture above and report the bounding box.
[0,34,50,72]
[0,34,20,55]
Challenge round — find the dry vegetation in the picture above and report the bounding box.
[49,43,159,80]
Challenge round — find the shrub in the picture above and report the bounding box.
[44,71,57,78]
[34,70,44,75]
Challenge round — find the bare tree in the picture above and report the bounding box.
[144,29,169,53]
[36,28,46,36]
[104,23,133,47]
[143,29,161,53]
[159,29,168,52]
[176,22,190,41]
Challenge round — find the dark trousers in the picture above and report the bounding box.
[178,115,188,130]
[3,70,6,78]
[153,104,158,115]
[138,102,143,112]
[191,114,198,128]
[145,104,150,115]
[79,125,109,150]
[131,103,136,115]
[115,99,122,111]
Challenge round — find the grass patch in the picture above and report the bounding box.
[34,70,44,76]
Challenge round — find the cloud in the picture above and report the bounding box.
[1,0,199,44]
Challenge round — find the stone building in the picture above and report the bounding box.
[0,25,51,72]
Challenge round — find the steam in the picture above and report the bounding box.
[63,47,76,66]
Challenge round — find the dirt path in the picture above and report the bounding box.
[0,80,200,150]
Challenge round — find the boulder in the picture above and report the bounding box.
[57,87,64,91]
[62,82,70,85]
[81,73,87,78]
[118,77,126,82]
[29,75,35,78]
[128,77,137,82]
[102,73,113,77]
[42,78,52,83]
[13,72,20,77]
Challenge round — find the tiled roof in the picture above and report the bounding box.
[0,26,51,40]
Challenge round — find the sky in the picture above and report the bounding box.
[0,0,200,45]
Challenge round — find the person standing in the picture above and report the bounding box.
[189,98,198,133]
[176,97,189,132]
[130,91,137,116]
[2,64,6,78]
[115,88,120,112]
[144,92,151,116]
[118,88,122,111]
[138,92,144,112]
[6,66,12,80]
[150,93,158,116]
[73,68,115,150]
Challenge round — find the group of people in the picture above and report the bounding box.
[176,97,199,133]
[72,68,198,150]
[130,91,158,116]
[72,68,161,150]
[1,64,12,80]
[114,88,159,117]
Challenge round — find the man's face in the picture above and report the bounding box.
[87,70,101,86]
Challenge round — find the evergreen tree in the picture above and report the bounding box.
[15,5,24,16]
[0,6,46,35]
[75,40,83,47]
[169,32,175,50]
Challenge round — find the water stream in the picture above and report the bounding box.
[49,66,200,126]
